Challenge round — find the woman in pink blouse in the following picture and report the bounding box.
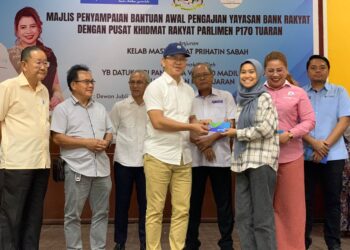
[264,51,315,250]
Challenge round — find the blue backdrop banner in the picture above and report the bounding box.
[0,0,317,110]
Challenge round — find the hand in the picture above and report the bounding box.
[311,140,329,157]
[85,139,109,152]
[190,123,209,136]
[279,132,290,144]
[199,119,212,125]
[312,151,324,163]
[221,128,236,137]
[193,136,214,151]
[203,147,216,162]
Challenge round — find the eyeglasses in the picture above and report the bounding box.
[129,80,146,85]
[74,79,96,85]
[165,56,187,63]
[34,61,50,68]
[192,73,213,79]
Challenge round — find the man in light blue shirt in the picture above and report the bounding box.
[303,55,350,250]
[51,64,113,250]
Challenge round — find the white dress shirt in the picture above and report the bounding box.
[110,96,147,167]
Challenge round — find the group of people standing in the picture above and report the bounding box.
[0,28,349,250]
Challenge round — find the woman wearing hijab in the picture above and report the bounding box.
[222,59,279,250]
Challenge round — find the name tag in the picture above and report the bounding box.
[212,100,223,104]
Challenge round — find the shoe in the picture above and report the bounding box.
[114,243,125,250]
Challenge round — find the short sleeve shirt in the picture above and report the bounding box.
[191,88,236,167]
[0,73,50,169]
[303,83,350,160]
[50,96,113,177]
[143,72,195,165]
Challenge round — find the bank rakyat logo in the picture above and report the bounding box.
[173,0,204,11]
[81,0,158,5]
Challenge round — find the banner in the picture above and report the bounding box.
[0,0,317,110]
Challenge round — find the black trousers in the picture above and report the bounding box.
[185,167,234,250]
[304,160,344,249]
[0,169,50,250]
[114,162,146,247]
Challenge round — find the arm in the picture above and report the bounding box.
[148,109,208,135]
[303,134,329,157]
[103,132,113,148]
[223,94,277,141]
[289,89,315,138]
[325,116,350,147]
[0,84,10,143]
[52,132,109,152]
[109,102,121,145]
[202,147,216,162]
[303,87,350,156]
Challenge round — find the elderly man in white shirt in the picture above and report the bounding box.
[110,70,150,250]
[185,63,236,250]
[143,42,209,250]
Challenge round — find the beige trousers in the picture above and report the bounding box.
[143,154,192,250]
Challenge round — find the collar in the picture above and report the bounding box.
[305,82,330,92]
[127,95,145,106]
[70,95,94,107]
[195,87,218,98]
[18,72,45,92]
[264,80,291,90]
[162,72,185,86]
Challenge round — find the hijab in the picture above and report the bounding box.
[234,59,266,159]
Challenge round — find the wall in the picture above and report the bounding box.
[327,1,350,91]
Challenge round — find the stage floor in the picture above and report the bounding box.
[39,222,350,249]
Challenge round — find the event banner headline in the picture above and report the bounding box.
[47,12,310,37]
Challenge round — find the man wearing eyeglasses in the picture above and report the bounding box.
[185,63,235,250]
[110,70,150,250]
[0,46,50,249]
[51,64,113,250]
[143,42,209,250]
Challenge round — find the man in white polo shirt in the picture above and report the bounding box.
[185,63,235,250]
[143,42,209,250]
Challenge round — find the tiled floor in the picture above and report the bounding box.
[39,223,350,249]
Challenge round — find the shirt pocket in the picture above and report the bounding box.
[209,100,226,121]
